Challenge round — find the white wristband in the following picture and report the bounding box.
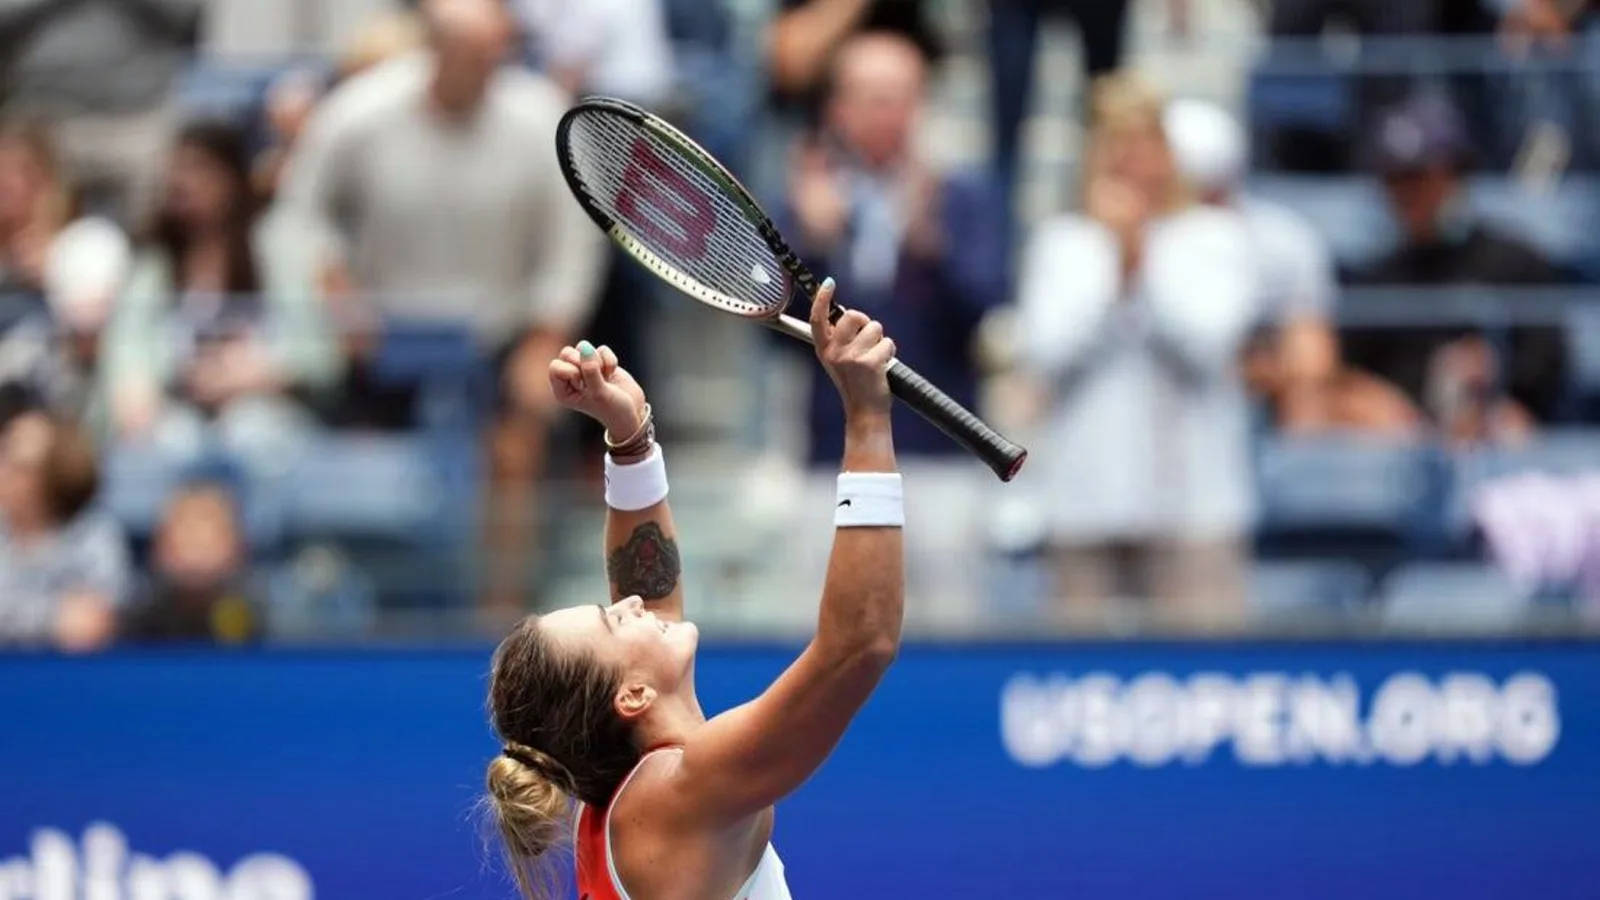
[834,472,903,528]
[605,444,668,511]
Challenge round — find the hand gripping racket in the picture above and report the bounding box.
[554,97,1027,481]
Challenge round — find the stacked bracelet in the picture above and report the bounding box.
[606,403,655,464]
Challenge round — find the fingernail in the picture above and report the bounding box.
[821,277,835,292]
[578,340,595,359]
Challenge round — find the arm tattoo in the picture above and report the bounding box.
[606,522,681,600]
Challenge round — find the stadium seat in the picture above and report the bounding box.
[100,446,286,550]
[280,435,468,541]
[1470,176,1600,278]
[1566,304,1600,412]
[1247,175,1600,274]
[279,433,479,606]
[371,319,492,432]
[1378,562,1530,632]
[1255,434,1445,560]
[1249,559,1373,622]
[1246,175,1398,269]
[176,59,294,121]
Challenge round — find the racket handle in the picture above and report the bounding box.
[887,360,1028,482]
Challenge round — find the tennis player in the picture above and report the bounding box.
[485,278,902,899]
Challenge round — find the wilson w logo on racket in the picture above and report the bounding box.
[616,136,718,260]
[555,96,1027,481]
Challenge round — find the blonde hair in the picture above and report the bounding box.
[1082,71,1191,214]
[485,743,576,900]
[485,617,640,900]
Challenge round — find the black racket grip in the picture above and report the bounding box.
[887,360,1027,482]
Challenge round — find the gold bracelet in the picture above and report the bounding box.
[605,403,654,459]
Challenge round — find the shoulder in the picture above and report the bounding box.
[61,511,129,562]
[608,748,694,844]
[615,747,685,804]
[308,54,429,139]
[1027,213,1111,252]
[1470,225,1566,280]
[937,168,1002,202]
[1241,197,1325,253]
[487,68,572,131]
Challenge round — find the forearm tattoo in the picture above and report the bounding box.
[606,522,681,600]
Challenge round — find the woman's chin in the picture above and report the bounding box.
[669,619,700,657]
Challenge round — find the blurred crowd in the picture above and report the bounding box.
[2,0,1600,650]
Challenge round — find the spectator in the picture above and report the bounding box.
[335,9,427,84]
[516,0,674,105]
[1346,94,1570,440]
[1016,73,1257,629]
[0,0,202,223]
[0,119,68,299]
[1162,98,1420,435]
[105,121,337,477]
[204,0,401,60]
[767,0,939,103]
[121,480,261,643]
[0,409,128,650]
[1501,0,1595,44]
[0,120,130,427]
[988,0,1131,201]
[285,0,601,387]
[282,0,603,604]
[785,31,1009,625]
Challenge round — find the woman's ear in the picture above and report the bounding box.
[614,681,657,721]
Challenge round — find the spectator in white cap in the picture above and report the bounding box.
[1015,74,1258,629]
[1164,98,1418,436]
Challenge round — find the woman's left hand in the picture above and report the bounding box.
[548,340,647,438]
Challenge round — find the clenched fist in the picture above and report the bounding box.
[548,340,648,439]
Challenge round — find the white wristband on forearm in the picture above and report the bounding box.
[834,472,904,528]
[605,444,668,511]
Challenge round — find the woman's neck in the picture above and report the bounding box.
[634,690,707,752]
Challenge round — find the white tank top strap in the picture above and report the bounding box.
[603,747,684,900]
[602,746,792,900]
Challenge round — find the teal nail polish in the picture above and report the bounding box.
[578,340,596,359]
[821,277,835,292]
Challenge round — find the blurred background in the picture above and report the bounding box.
[2,0,1599,896]
[4,0,1600,648]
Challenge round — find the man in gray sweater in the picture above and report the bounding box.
[281,0,604,604]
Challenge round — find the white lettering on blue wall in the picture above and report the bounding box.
[1000,671,1559,768]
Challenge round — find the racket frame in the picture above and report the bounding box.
[556,97,1027,482]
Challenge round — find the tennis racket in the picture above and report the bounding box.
[554,97,1027,482]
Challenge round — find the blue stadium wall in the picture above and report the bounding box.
[2,641,1598,899]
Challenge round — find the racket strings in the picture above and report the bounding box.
[564,112,790,317]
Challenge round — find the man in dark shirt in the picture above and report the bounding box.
[783,30,1008,463]
[1346,94,1571,436]
[778,30,1009,624]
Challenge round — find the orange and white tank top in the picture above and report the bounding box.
[575,747,792,900]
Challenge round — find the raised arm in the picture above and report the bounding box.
[670,279,904,823]
[548,341,685,621]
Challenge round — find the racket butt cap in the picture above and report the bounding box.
[1001,449,1027,482]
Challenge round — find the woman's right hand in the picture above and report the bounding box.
[548,340,648,439]
[810,277,894,421]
